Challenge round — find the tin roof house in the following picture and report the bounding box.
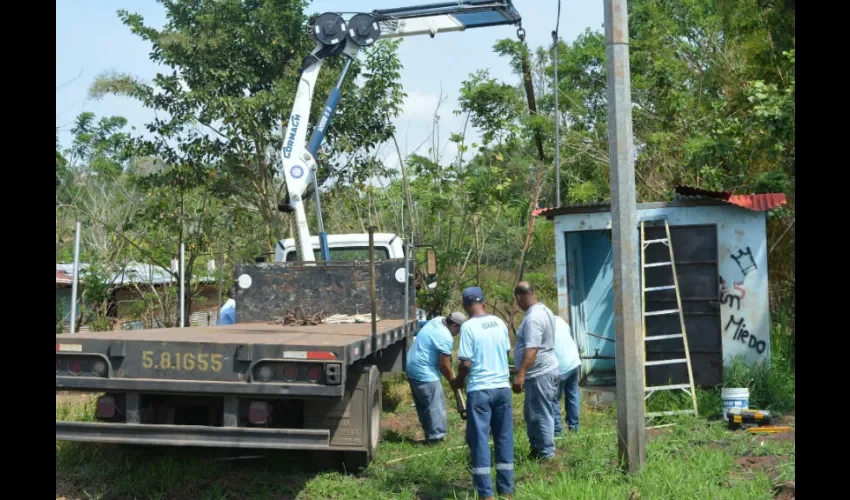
[534,187,787,388]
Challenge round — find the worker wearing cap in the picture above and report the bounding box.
[552,314,582,434]
[452,286,513,500]
[405,312,467,444]
[512,281,560,460]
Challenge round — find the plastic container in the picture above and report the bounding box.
[721,387,749,418]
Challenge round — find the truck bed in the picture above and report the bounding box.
[56,319,413,398]
[65,320,406,346]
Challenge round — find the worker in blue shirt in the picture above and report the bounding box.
[219,288,236,325]
[553,314,582,434]
[452,287,513,500]
[405,312,467,444]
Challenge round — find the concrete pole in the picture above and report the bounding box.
[179,243,185,328]
[604,0,646,473]
[553,31,561,207]
[69,221,81,335]
[217,252,224,324]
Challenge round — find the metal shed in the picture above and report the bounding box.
[536,188,786,388]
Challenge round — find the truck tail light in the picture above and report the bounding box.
[306,365,321,382]
[282,365,298,381]
[325,363,341,385]
[248,401,269,425]
[96,395,116,419]
[68,360,82,375]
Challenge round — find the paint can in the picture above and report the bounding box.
[721,387,749,419]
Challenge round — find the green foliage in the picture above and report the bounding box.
[78,264,113,331]
[56,302,65,334]
[457,70,523,145]
[89,0,404,253]
[67,112,136,177]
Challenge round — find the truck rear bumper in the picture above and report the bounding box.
[56,421,331,450]
[56,377,345,397]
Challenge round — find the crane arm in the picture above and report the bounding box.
[276,3,522,262]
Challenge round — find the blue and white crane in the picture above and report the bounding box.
[277,1,523,262]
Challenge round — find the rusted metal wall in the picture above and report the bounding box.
[233,260,416,323]
[553,203,771,382]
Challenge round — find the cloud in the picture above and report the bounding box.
[401,90,444,121]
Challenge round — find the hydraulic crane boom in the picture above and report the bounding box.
[278,1,522,262]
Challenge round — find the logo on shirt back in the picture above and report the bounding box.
[481,320,499,329]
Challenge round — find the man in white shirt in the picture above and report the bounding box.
[512,281,560,460]
[552,315,582,434]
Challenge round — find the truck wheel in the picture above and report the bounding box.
[343,364,381,471]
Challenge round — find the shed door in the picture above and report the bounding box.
[643,224,723,387]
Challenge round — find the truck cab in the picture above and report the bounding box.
[273,233,429,322]
[274,233,405,263]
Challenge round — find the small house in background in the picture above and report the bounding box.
[55,262,221,331]
[535,187,787,388]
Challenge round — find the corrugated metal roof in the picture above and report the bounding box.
[534,199,727,219]
[56,262,215,286]
[56,269,74,285]
[533,186,787,219]
[673,186,787,211]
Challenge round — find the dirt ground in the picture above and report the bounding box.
[383,408,426,441]
[736,415,795,500]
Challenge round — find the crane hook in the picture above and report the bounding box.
[516,26,526,42]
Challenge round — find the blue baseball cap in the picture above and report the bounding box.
[462,286,485,305]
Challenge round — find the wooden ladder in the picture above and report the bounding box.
[640,217,699,419]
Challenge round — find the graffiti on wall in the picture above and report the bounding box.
[730,246,757,276]
[720,246,767,356]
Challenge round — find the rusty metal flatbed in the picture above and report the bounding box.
[65,319,406,346]
[56,319,414,398]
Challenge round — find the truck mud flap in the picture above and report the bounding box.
[56,421,331,450]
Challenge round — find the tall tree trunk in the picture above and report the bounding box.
[508,45,547,336]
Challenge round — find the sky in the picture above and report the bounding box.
[56,0,604,168]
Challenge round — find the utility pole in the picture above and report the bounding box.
[553,29,561,207]
[604,0,646,473]
[179,243,185,328]
[69,221,81,335]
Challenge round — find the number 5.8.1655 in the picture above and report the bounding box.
[142,351,222,372]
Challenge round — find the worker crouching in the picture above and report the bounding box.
[405,312,467,444]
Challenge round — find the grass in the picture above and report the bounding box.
[56,375,793,500]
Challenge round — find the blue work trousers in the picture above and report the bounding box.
[409,378,448,441]
[524,369,560,458]
[466,387,514,498]
[554,366,581,435]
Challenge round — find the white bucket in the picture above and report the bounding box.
[721,387,749,418]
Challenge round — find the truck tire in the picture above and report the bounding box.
[343,364,382,471]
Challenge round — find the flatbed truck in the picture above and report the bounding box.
[57,257,421,469]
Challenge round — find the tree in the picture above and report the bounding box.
[56,112,142,330]
[90,0,404,255]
